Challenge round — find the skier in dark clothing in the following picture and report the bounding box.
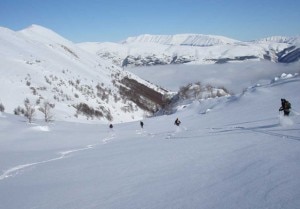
[109,124,113,129]
[140,121,144,129]
[279,98,291,116]
[174,118,181,126]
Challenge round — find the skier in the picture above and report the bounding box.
[140,121,144,129]
[174,118,181,126]
[109,124,113,129]
[279,98,291,116]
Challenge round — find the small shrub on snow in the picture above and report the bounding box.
[14,106,25,115]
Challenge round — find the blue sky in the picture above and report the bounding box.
[0,0,299,43]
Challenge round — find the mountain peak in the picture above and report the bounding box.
[20,24,55,34]
[18,24,73,44]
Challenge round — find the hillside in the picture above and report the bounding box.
[78,34,300,67]
[0,25,168,123]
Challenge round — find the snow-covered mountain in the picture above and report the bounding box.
[78,34,300,67]
[1,24,299,123]
[0,25,169,123]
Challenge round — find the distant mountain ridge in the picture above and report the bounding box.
[255,36,300,44]
[121,34,239,46]
[78,34,300,67]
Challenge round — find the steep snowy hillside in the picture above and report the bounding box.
[0,25,168,123]
[78,34,300,67]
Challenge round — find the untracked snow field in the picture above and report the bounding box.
[0,71,300,209]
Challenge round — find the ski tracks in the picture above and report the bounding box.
[0,145,95,181]
[0,134,116,181]
[163,123,299,141]
[235,126,300,141]
[209,125,300,141]
[1,122,298,181]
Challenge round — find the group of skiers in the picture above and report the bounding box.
[109,98,292,129]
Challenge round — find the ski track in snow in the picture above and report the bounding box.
[263,179,291,202]
[102,130,116,144]
[209,125,300,141]
[0,135,114,181]
[236,126,300,141]
[167,122,300,141]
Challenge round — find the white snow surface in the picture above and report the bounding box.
[0,73,300,209]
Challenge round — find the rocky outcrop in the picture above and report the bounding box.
[278,47,300,63]
[118,77,169,113]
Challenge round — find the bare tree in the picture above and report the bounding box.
[0,102,4,112]
[38,101,55,122]
[24,98,35,123]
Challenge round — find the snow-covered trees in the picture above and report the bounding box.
[38,101,55,122]
[24,98,35,123]
[13,99,55,123]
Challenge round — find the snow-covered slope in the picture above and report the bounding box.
[0,73,299,209]
[0,25,168,123]
[78,34,300,67]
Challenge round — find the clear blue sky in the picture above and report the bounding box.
[0,0,299,43]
